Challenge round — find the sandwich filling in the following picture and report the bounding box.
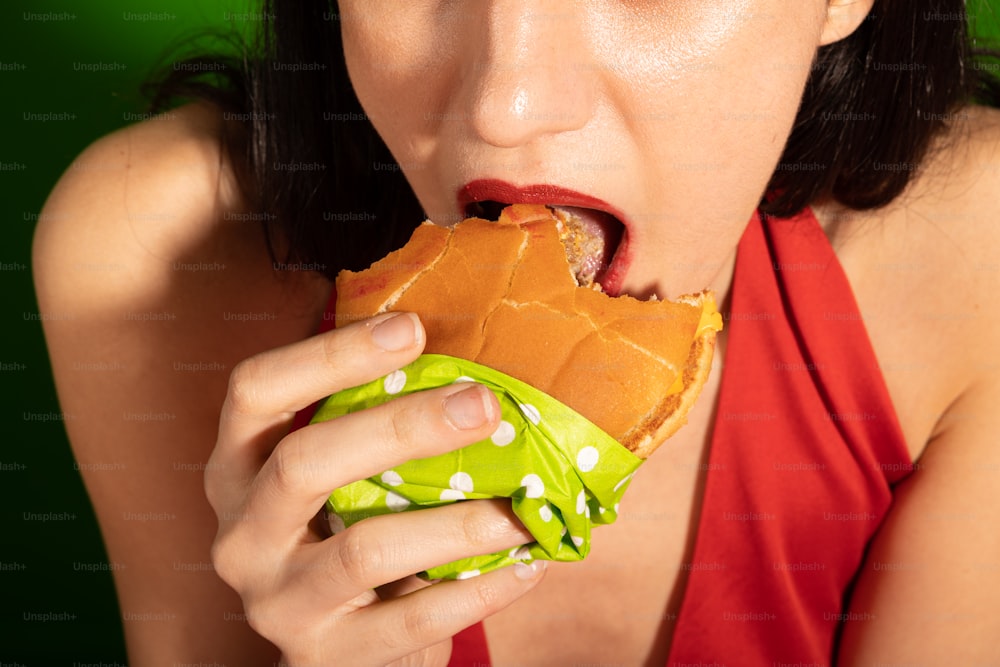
[465,200,624,291]
[549,205,623,291]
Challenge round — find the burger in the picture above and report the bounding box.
[335,204,721,458]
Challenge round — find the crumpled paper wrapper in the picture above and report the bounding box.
[310,354,643,580]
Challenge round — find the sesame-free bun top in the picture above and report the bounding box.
[335,204,722,458]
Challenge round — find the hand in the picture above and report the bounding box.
[205,312,545,666]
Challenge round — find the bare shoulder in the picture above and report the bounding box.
[32,103,328,663]
[835,105,1000,663]
[915,103,1000,259]
[34,100,330,355]
[815,104,1000,457]
[33,100,331,441]
[901,103,1000,345]
[891,103,1000,367]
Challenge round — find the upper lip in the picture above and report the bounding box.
[456,180,629,228]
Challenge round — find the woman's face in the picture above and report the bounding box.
[337,1,834,299]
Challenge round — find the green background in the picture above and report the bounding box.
[3,1,245,663]
[2,0,998,663]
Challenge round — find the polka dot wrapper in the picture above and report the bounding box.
[310,354,644,581]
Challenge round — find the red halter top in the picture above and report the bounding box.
[293,205,914,664]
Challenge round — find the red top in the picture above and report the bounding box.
[292,206,913,665]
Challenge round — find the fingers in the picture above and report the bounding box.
[222,500,540,665]
[210,312,425,498]
[244,382,501,534]
[349,558,546,665]
[284,499,533,604]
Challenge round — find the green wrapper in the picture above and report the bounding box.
[310,354,643,580]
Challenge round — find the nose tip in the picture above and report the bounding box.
[464,11,596,148]
[470,69,593,148]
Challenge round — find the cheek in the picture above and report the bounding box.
[338,5,459,152]
[597,3,825,214]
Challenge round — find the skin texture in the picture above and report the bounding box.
[32,0,1000,665]
[339,0,835,300]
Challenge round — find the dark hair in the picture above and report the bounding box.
[764,4,1000,214]
[144,0,1000,281]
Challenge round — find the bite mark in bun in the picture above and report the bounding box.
[335,204,722,458]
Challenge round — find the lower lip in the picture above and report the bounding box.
[457,179,633,295]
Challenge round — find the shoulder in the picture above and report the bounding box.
[814,104,1000,456]
[33,100,331,397]
[894,103,1000,355]
[34,100,332,420]
[886,103,1000,370]
[911,104,1000,263]
[834,106,1000,663]
[33,101,329,334]
[32,103,328,658]
[35,102,245,296]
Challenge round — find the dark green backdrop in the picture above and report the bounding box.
[4,1,243,663]
[4,1,998,664]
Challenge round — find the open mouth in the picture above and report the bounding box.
[464,200,626,294]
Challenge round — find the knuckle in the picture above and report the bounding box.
[319,327,346,368]
[243,594,326,664]
[393,604,437,653]
[202,453,229,513]
[457,506,498,551]
[332,524,379,587]
[381,400,424,457]
[209,530,244,589]
[225,357,269,417]
[471,578,504,614]
[270,437,308,497]
[318,330,356,385]
[242,594,285,642]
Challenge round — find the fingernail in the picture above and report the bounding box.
[371,313,419,352]
[443,384,494,430]
[514,560,545,580]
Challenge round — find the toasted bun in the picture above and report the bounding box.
[335,204,722,458]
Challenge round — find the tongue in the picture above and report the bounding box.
[550,205,622,288]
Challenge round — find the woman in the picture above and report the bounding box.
[33,0,1000,665]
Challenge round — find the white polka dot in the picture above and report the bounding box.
[456,569,480,580]
[614,503,620,514]
[576,490,586,515]
[327,512,346,534]
[518,403,541,425]
[383,370,406,395]
[539,504,553,522]
[449,472,474,493]
[454,375,475,384]
[613,473,635,492]
[509,546,532,561]
[490,420,516,446]
[577,446,599,472]
[585,505,591,519]
[386,491,409,512]
[598,506,607,515]
[440,489,466,501]
[571,535,585,548]
[520,474,544,499]
[381,470,403,487]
